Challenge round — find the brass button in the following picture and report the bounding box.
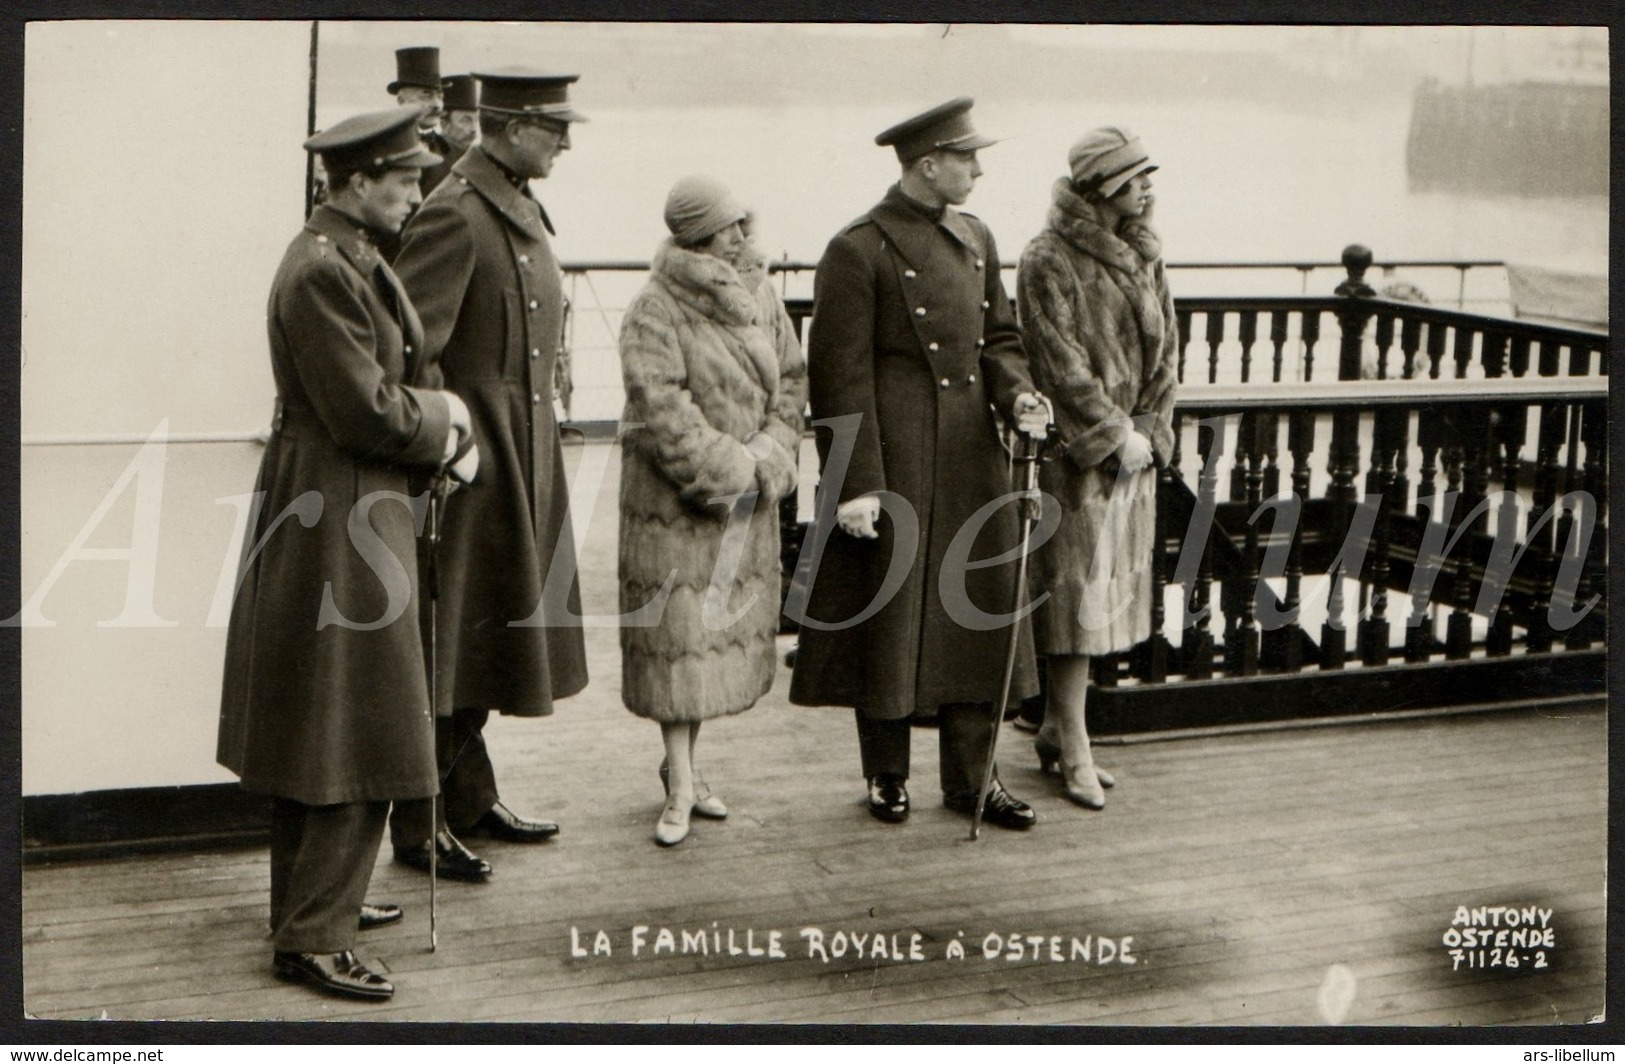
[519,254,530,264]
[531,348,540,359]
[403,344,413,354]
[928,342,939,352]
[532,392,542,404]
[981,300,990,309]
[967,373,976,384]
[939,378,950,389]
[915,307,926,317]
[977,338,986,348]
[975,259,985,269]
[528,299,539,310]
[904,269,917,279]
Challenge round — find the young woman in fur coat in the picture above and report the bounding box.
[617,176,807,846]
[1015,128,1178,810]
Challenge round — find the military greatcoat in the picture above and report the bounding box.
[789,185,1039,719]
[393,145,589,715]
[217,204,452,806]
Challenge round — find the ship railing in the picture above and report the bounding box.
[555,248,1519,424]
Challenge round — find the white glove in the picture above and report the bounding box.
[836,493,881,539]
[1013,392,1053,439]
[449,442,480,485]
[1116,429,1155,474]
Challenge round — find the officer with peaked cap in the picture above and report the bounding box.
[217,106,479,1002]
[789,97,1052,832]
[389,67,591,881]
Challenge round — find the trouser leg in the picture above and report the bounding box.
[389,706,500,847]
[270,798,388,954]
[854,709,910,780]
[440,707,499,832]
[938,701,996,799]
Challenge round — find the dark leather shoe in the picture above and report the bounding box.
[393,830,492,881]
[358,902,403,931]
[945,780,1038,831]
[273,950,393,1001]
[867,774,909,823]
[466,801,560,843]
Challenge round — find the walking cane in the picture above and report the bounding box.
[425,472,451,950]
[970,427,1047,841]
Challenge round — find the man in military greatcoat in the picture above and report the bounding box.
[789,98,1051,831]
[388,67,591,880]
[217,107,477,1001]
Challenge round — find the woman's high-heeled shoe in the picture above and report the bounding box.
[654,792,692,847]
[1062,765,1107,810]
[660,761,727,820]
[1035,735,1115,790]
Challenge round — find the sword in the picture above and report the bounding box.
[970,427,1048,841]
[426,471,451,950]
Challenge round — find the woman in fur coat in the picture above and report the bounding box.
[618,176,807,846]
[1015,128,1178,810]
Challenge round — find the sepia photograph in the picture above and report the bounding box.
[12,15,1612,1034]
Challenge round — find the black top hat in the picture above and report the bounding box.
[875,96,997,163]
[474,66,588,123]
[442,74,478,112]
[388,46,442,94]
[305,106,443,172]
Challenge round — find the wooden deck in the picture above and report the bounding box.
[21,446,1608,1027]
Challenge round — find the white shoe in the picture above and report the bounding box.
[654,793,692,847]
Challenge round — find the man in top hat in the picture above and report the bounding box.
[387,46,459,203]
[789,97,1051,831]
[421,73,479,195]
[388,67,591,881]
[217,106,478,1001]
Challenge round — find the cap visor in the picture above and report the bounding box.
[399,146,443,168]
[945,132,998,152]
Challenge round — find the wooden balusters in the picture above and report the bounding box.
[1321,560,1347,670]
[1176,306,1192,384]
[1482,329,1508,378]
[1269,309,1289,383]
[1205,311,1226,384]
[1227,412,1268,676]
[1373,310,1396,380]
[1425,321,1448,379]
[1485,407,1529,656]
[1237,309,1258,384]
[1279,410,1313,671]
[1184,417,1220,679]
[1452,328,1475,379]
[1399,316,1422,379]
[1300,309,1322,382]
[1358,406,1407,665]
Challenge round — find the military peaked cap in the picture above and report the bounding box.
[875,96,997,163]
[388,46,442,94]
[475,66,588,123]
[304,106,443,172]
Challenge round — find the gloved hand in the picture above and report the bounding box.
[836,493,881,539]
[1116,429,1155,474]
[1013,392,1053,439]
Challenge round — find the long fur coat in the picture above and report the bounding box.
[617,240,807,721]
[1016,179,1179,656]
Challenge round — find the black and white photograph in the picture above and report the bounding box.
[11,16,1613,1033]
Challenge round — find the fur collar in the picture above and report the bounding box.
[1046,178,1162,272]
[651,239,759,327]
